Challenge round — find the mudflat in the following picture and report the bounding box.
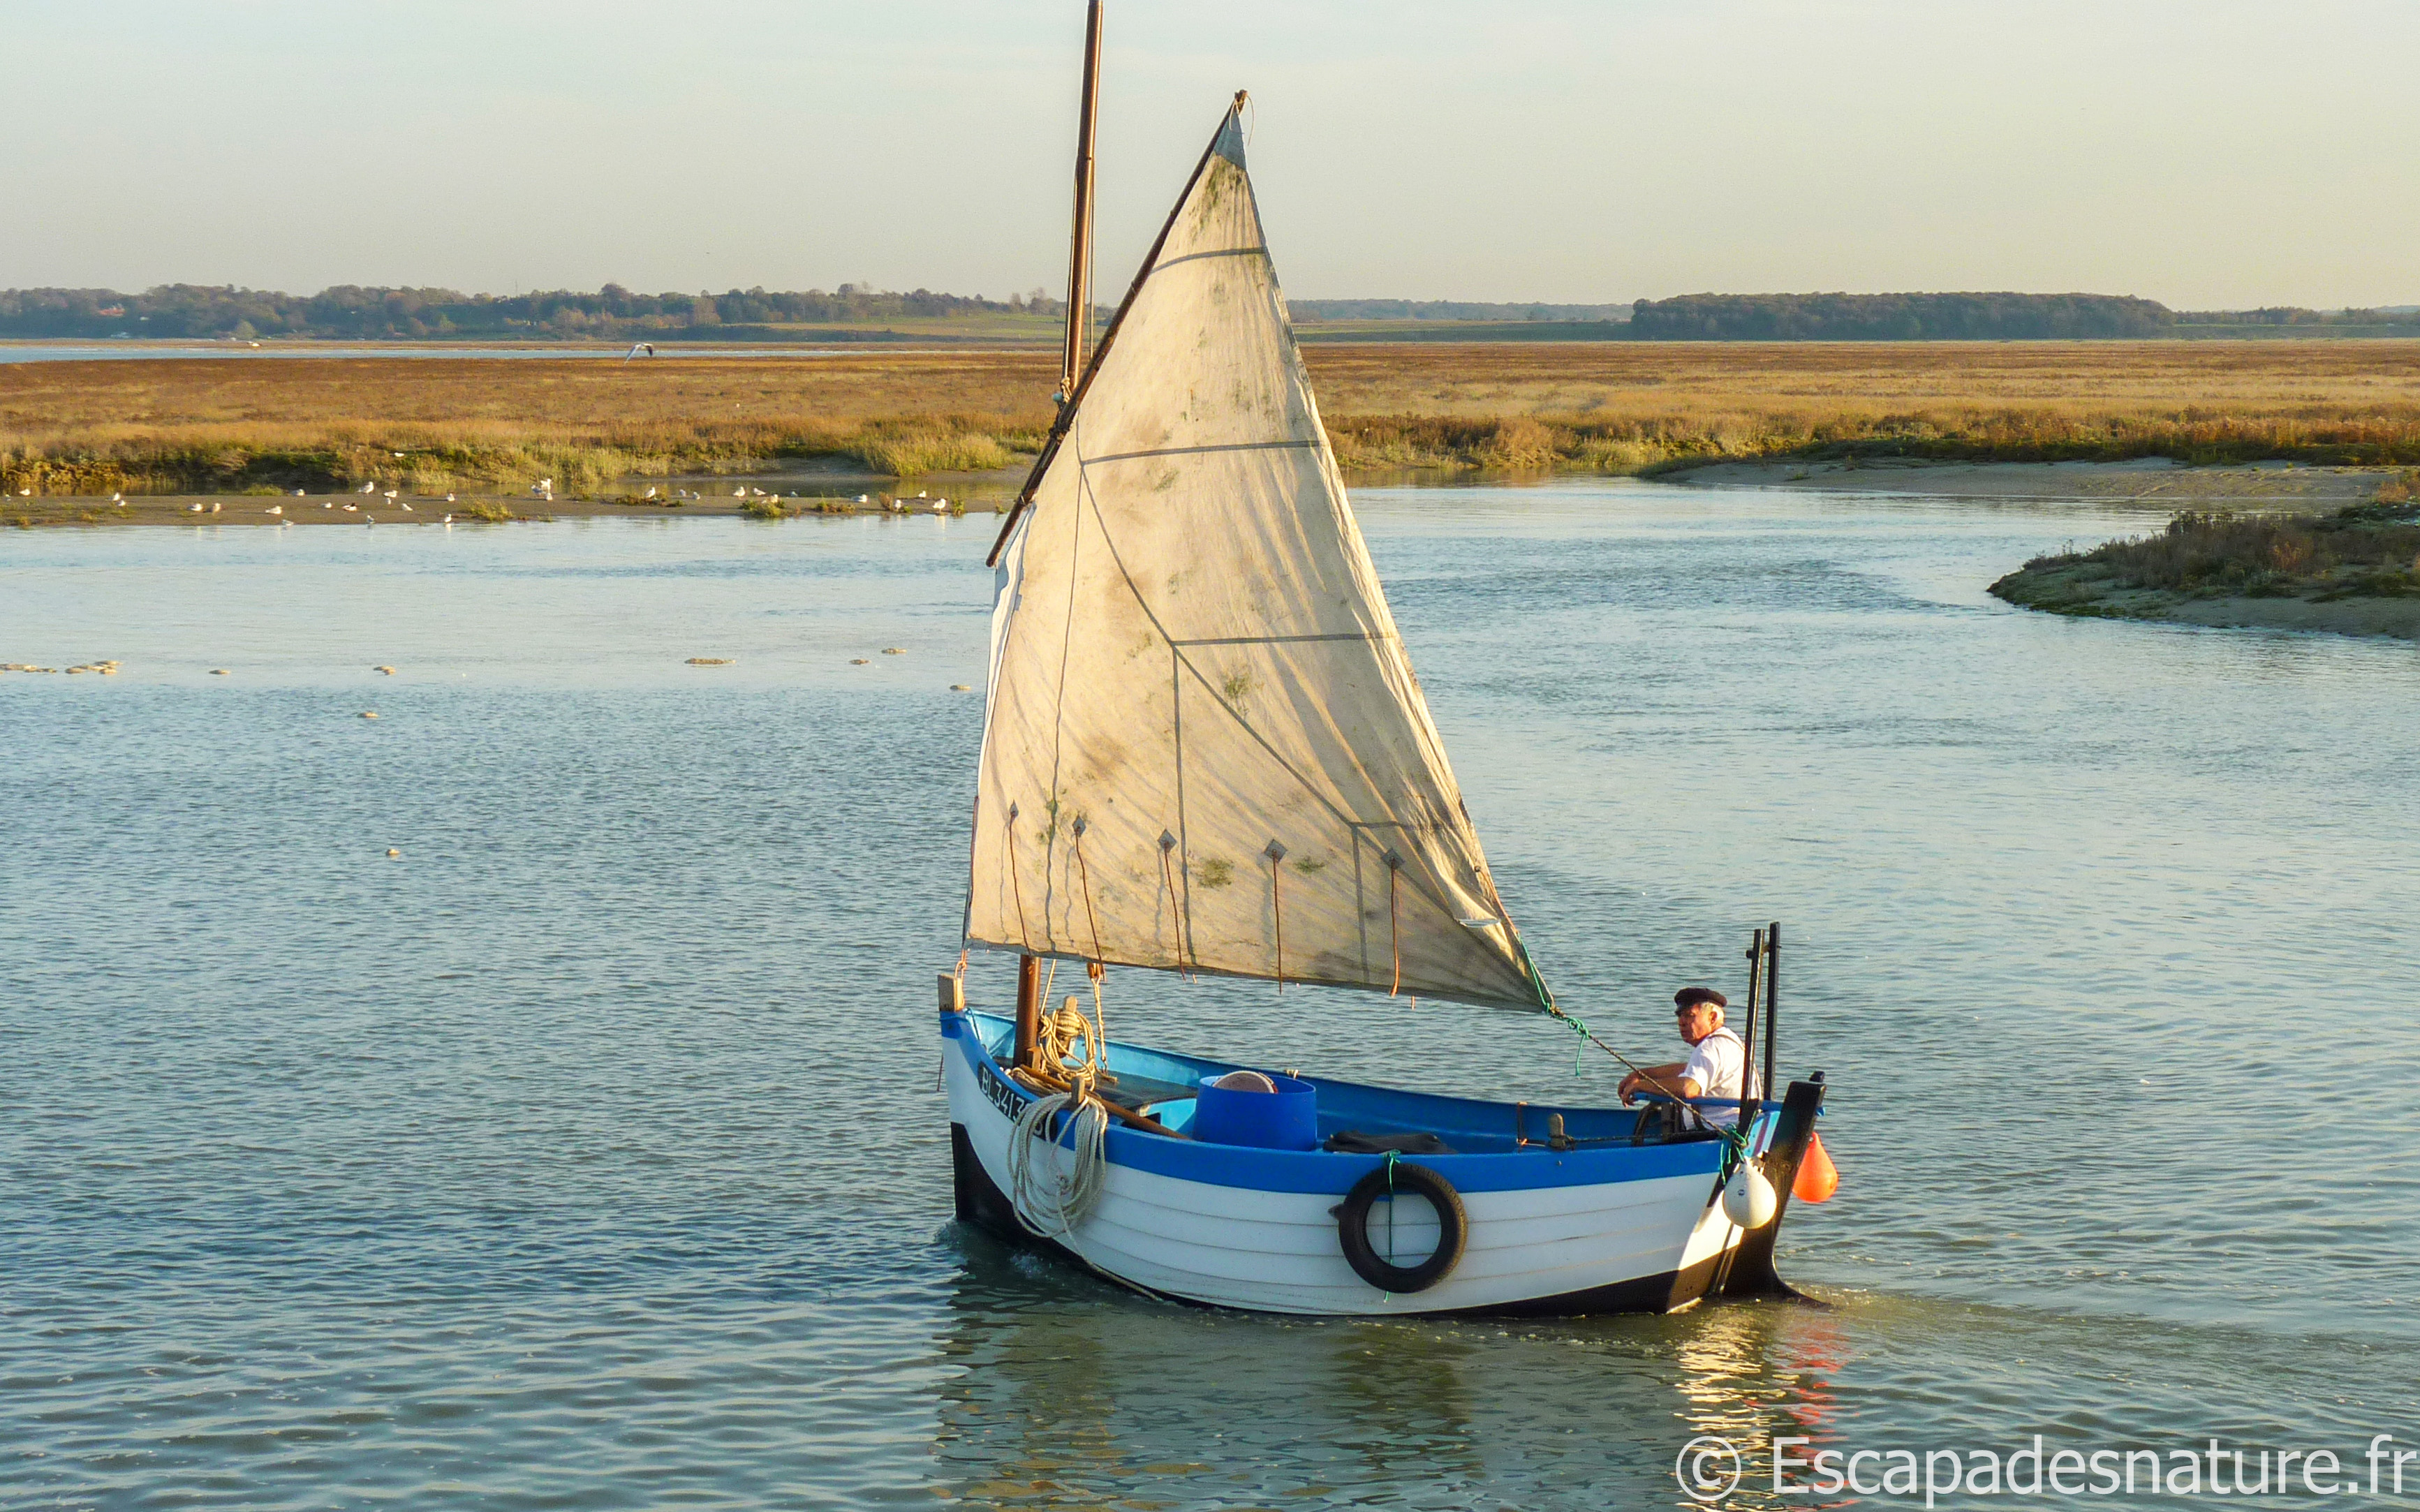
[1989,561,2420,640]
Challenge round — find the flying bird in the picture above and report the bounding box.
[623,342,656,362]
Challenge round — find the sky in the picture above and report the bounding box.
[5,0,2417,310]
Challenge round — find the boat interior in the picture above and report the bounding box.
[964,1010,1732,1155]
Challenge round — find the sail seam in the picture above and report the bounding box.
[1150,246,1269,272]
[1079,440,1317,466]
[1168,632,1387,646]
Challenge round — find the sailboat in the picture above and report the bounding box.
[938,8,1831,1316]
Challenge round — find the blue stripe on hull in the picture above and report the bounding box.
[948,1009,1731,1196]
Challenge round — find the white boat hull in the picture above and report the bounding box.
[940,1008,1824,1317]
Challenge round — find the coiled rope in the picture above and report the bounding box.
[1006,1091,1108,1238]
[1007,989,1114,1236]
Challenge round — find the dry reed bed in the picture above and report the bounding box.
[6,343,2420,495]
[1995,470,2420,610]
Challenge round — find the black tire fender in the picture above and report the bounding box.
[1331,1161,1468,1293]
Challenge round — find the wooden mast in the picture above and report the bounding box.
[1019,0,1104,1067]
[1057,0,1105,403]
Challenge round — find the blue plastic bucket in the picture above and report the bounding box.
[1193,1072,1319,1150]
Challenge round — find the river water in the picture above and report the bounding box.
[5,481,2416,1510]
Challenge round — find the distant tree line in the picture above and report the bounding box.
[0,283,1068,341]
[1628,292,2177,341]
[5,283,2412,342]
[1627,292,2420,340]
[2173,305,2420,327]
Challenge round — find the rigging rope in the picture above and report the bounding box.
[1265,840,1287,993]
[1386,859,1401,998]
[1005,803,1033,951]
[1071,820,1105,965]
[1158,834,1192,977]
[1545,1005,1749,1154]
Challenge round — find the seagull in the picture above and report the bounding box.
[442,514,454,523]
[732,487,746,498]
[344,503,358,512]
[399,501,412,512]
[266,505,283,515]
[323,501,334,509]
[932,498,948,512]
[643,486,658,501]
[294,489,306,496]
[187,503,205,512]
[359,480,376,494]
[111,492,124,505]
[445,494,455,503]
[622,342,656,362]
[856,494,869,504]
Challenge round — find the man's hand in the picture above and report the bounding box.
[1619,1062,1691,1106]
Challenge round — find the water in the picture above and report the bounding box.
[5,482,2417,1510]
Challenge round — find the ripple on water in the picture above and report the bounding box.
[3,487,2416,1508]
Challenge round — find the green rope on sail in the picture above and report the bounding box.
[1555,1009,1592,1076]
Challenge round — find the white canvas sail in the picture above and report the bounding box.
[966,105,1550,1011]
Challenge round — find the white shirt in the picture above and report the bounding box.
[1681,1026,1756,1129]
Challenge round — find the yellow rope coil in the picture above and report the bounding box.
[1029,994,1107,1097]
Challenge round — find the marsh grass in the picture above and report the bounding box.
[6,343,2419,495]
[450,502,548,524]
[1311,341,2420,473]
[2011,497,2420,600]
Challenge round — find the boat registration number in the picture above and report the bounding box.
[975,1058,1024,1122]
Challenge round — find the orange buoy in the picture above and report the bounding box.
[1794,1131,1839,1204]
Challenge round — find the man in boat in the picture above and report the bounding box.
[1617,987,1753,1131]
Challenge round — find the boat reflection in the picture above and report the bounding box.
[925,1226,1852,1509]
